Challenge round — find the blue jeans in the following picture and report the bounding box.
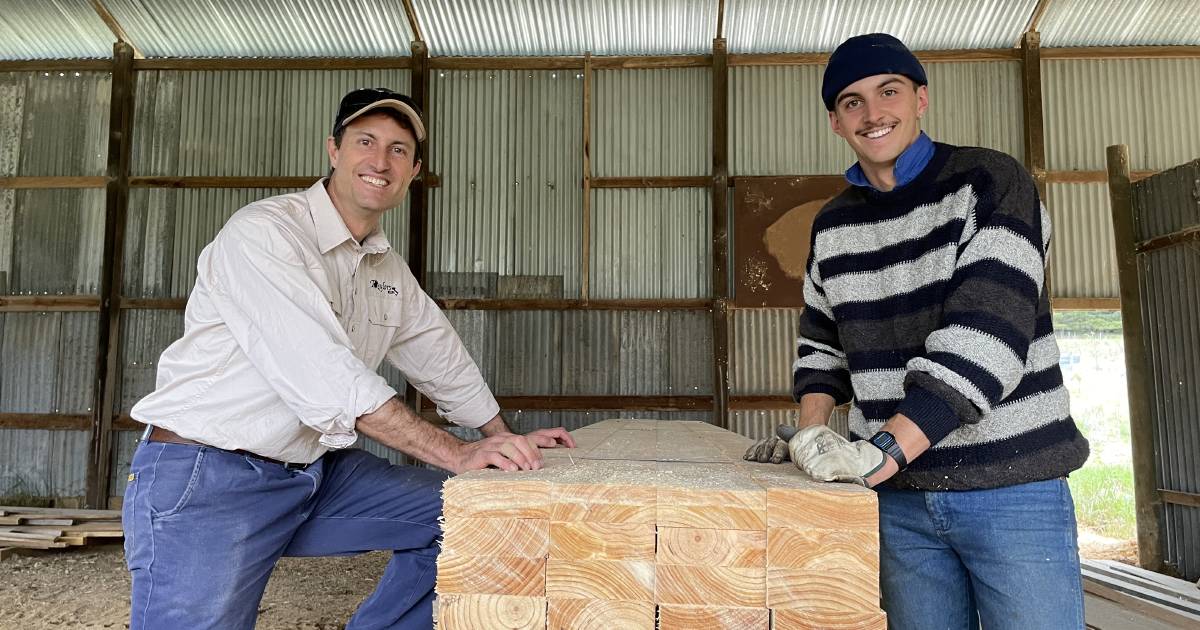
[876,478,1085,630]
[122,441,449,630]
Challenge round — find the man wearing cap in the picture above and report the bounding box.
[122,88,574,629]
[745,34,1089,628]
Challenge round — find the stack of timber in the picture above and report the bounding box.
[1081,558,1200,628]
[0,506,123,553]
[438,419,884,629]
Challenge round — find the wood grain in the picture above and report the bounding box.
[767,568,879,612]
[656,527,765,568]
[548,521,655,561]
[767,528,878,572]
[547,599,655,630]
[773,608,887,630]
[440,518,549,559]
[658,604,770,629]
[656,564,766,607]
[436,594,546,630]
[746,466,877,530]
[657,463,766,530]
[545,559,655,601]
[436,554,545,596]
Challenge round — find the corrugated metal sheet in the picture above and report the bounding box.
[1132,160,1200,580]
[731,308,801,395]
[1,71,110,176]
[0,429,90,498]
[1045,59,1200,171]
[590,189,710,299]
[728,407,849,440]
[6,188,105,295]
[1045,183,1119,299]
[134,70,413,177]
[414,0,715,56]
[103,0,413,58]
[117,310,184,413]
[0,0,112,60]
[427,70,582,296]
[593,68,709,177]
[725,0,1038,53]
[1041,0,1200,48]
[0,312,97,414]
[730,62,1022,176]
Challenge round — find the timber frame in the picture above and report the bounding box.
[2,22,1195,505]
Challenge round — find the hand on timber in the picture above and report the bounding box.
[523,427,577,450]
[742,424,797,463]
[454,433,545,473]
[788,425,888,487]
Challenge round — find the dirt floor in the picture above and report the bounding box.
[0,528,1139,630]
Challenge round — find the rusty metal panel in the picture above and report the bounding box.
[593,68,709,177]
[1132,160,1200,580]
[590,188,710,299]
[427,69,582,298]
[1046,183,1119,299]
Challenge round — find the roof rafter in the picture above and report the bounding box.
[1018,0,1055,46]
[88,0,143,59]
[401,0,425,44]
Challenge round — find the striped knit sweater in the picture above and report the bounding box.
[794,142,1089,491]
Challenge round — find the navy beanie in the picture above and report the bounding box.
[821,33,927,111]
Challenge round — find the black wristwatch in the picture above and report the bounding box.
[868,430,908,471]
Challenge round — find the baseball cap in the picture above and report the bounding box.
[332,87,426,141]
[821,33,927,111]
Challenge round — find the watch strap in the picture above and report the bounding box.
[869,430,908,471]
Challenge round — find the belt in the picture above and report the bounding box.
[146,426,311,470]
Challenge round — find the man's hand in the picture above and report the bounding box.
[788,425,889,487]
[524,427,577,449]
[452,433,543,473]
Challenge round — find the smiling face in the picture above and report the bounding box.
[325,112,422,221]
[828,74,928,188]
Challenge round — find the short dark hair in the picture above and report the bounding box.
[332,108,423,165]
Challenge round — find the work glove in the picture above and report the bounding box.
[787,425,888,487]
[742,425,798,464]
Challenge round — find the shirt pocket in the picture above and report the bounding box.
[367,293,404,328]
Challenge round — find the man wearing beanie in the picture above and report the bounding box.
[748,33,1089,629]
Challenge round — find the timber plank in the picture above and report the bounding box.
[548,461,658,524]
[548,521,655,561]
[442,467,560,520]
[435,554,545,596]
[658,604,769,629]
[767,528,878,572]
[436,594,545,630]
[656,527,765,568]
[657,463,766,530]
[743,465,877,530]
[773,608,887,630]
[656,564,766,607]
[767,568,879,612]
[546,599,655,630]
[440,518,549,559]
[545,559,655,601]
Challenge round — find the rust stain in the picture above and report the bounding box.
[764,198,830,280]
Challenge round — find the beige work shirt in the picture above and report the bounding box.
[130,180,499,463]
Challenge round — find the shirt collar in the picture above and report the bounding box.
[306,179,392,255]
[845,131,935,191]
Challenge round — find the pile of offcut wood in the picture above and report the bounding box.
[437,419,884,629]
[0,506,123,553]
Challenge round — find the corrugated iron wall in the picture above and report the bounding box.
[1131,160,1200,581]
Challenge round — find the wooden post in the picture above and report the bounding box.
[86,41,136,508]
[711,38,730,428]
[406,41,430,420]
[1021,31,1047,199]
[581,53,592,302]
[1106,144,1164,572]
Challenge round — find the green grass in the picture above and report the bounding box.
[1069,463,1136,540]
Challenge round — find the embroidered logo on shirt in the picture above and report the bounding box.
[370,279,399,296]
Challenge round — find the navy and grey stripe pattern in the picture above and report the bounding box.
[794,143,1088,491]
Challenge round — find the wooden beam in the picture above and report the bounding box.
[1106,143,1164,573]
[1135,225,1200,255]
[591,176,709,188]
[434,298,712,311]
[0,414,92,430]
[716,0,726,40]
[494,396,712,411]
[430,57,583,70]
[0,60,112,72]
[400,0,424,44]
[729,48,1020,66]
[88,0,143,59]
[591,55,711,69]
[1050,297,1121,310]
[1160,489,1200,509]
[1021,32,1047,199]
[1020,0,1056,45]
[86,42,135,510]
[134,57,413,71]
[1043,45,1200,60]
[728,395,799,411]
[119,297,186,309]
[129,176,318,188]
[0,296,101,312]
[581,53,592,303]
[711,37,731,429]
[0,177,108,189]
[1044,170,1156,183]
